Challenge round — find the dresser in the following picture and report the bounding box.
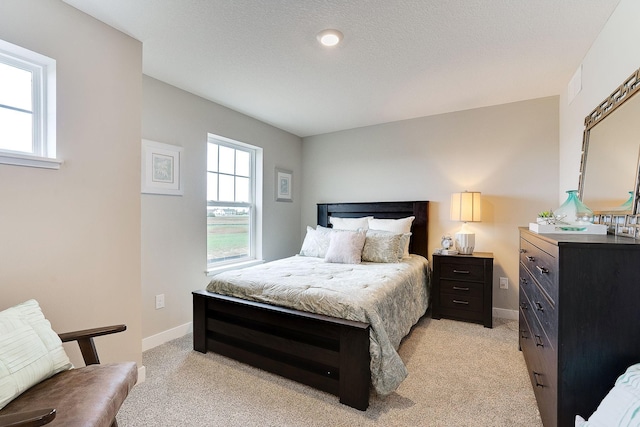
[432,252,493,328]
[519,228,640,427]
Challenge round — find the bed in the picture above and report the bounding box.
[193,201,429,410]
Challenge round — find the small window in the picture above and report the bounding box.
[207,135,258,267]
[0,39,58,169]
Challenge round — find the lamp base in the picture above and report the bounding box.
[454,232,475,255]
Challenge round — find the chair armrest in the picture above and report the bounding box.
[0,408,56,427]
[58,324,126,365]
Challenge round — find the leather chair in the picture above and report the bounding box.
[0,325,137,427]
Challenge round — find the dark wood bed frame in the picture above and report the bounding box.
[193,201,429,410]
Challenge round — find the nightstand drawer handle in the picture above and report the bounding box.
[534,335,544,347]
[452,300,469,305]
[452,269,470,274]
[526,256,535,262]
[536,265,549,274]
[452,286,470,291]
[533,371,544,387]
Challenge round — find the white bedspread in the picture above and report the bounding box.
[206,254,430,395]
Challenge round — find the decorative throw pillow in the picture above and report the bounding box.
[299,225,333,258]
[329,216,373,230]
[0,299,73,410]
[362,230,406,263]
[368,216,415,257]
[575,363,640,426]
[324,229,367,264]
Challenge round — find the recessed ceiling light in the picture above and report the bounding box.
[317,29,343,47]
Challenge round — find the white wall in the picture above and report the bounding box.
[0,0,142,366]
[302,97,559,313]
[141,76,302,340]
[559,0,640,199]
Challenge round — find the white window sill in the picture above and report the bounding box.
[0,152,62,170]
[206,259,264,276]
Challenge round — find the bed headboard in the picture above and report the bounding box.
[317,201,429,258]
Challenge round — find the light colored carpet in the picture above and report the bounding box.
[117,316,542,426]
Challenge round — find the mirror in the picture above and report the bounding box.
[578,67,640,218]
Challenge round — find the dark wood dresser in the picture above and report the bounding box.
[519,228,640,427]
[432,252,493,328]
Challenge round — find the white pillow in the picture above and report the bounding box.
[575,363,640,426]
[299,225,333,258]
[0,299,73,410]
[324,229,367,264]
[362,230,406,263]
[329,216,373,230]
[368,216,415,257]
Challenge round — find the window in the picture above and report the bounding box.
[207,135,259,268]
[0,39,58,169]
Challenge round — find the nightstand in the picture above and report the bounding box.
[432,252,493,328]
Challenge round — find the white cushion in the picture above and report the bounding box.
[575,363,640,426]
[368,216,415,257]
[324,229,367,264]
[0,299,73,410]
[299,225,332,258]
[329,216,372,230]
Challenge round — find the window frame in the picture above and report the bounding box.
[0,39,59,169]
[206,134,259,270]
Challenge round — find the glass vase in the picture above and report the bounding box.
[554,190,593,224]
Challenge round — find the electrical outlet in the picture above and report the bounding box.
[155,294,165,309]
[499,277,508,290]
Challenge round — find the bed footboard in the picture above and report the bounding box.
[193,290,371,410]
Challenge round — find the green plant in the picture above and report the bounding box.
[538,210,554,218]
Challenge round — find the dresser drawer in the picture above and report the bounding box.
[519,265,558,347]
[440,279,484,298]
[520,237,558,304]
[438,259,485,282]
[519,306,558,427]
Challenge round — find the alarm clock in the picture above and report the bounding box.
[441,235,458,255]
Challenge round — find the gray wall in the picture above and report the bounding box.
[302,97,559,313]
[141,76,302,340]
[0,0,143,366]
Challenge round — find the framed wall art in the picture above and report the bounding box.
[141,139,184,196]
[275,168,292,202]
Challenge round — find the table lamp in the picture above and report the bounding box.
[450,191,481,255]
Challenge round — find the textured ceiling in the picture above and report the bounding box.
[63,0,620,137]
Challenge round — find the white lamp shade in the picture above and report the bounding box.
[450,192,482,222]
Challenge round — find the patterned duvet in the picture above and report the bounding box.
[206,254,430,395]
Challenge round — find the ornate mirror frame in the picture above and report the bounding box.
[578,67,640,237]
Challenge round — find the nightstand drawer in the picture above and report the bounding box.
[439,294,483,312]
[438,260,485,282]
[440,279,484,298]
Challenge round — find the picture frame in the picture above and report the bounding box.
[275,168,292,202]
[141,139,184,196]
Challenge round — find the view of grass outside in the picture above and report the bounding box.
[207,207,250,263]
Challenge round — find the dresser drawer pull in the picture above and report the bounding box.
[520,277,528,285]
[534,302,544,312]
[526,256,535,262]
[452,286,470,291]
[452,300,469,305]
[536,265,549,274]
[520,249,527,254]
[534,335,544,347]
[452,269,470,274]
[520,302,528,310]
[520,329,529,339]
[533,372,544,387]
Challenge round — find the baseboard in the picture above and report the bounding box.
[142,321,193,351]
[137,365,146,385]
[493,307,518,320]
